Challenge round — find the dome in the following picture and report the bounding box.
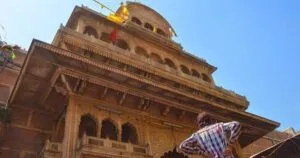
[116,2,176,38]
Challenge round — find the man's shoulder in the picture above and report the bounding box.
[197,123,224,132]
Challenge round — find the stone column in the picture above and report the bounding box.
[117,120,122,142]
[62,95,80,158]
[97,118,102,138]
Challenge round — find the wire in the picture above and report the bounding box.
[91,0,116,14]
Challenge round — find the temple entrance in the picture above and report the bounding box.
[161,148,188,158]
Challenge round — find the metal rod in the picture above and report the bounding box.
[91,0,116,14]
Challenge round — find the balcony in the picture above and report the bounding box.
[78,134,153,158]
[60,27,211,87]
[40,140,62,158]
[58,27,248,108]
[40,135,153,158]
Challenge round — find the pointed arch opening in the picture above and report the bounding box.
[135,46,148,58]
[116,39,130,50]
[132,17,142,25]
[100,32,111,43]
[78,114,97,138]
[202,73,212,83]
[121,123,138,144]
[83,26,98,39]
[191,69,200,78]
[180,65,190,75]
[156,28,166,37]
[144,23,154,31]
[101,119,118,141]
[150,53,164,64]
[165,58,177,69]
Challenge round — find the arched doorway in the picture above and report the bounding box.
[100,119,118,140]
[83,26,98,38]
[78,115,97,138]
[121,123,138,144]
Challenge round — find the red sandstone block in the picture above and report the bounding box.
[2,126,50,151]
[11,107,29,126]
[249,146,265,154]
[25,152,36,158]
[0,149,20,158]
[254,138,273,147]
[30,112,53,131]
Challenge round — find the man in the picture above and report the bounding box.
[179,112,241,158]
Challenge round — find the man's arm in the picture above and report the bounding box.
[223,121,242,145]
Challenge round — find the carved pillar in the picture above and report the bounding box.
[62,95,80,158]
[144,117,152,155]
[117,120,122,142]
[97,118,102,138]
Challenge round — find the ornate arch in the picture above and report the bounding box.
[121,122,138,144]
[180,65,191,75]
[100,118,119,141]
[202,73,212,83]
[165,58,177,69]
[78,113,98,138]
[83,26,98,38]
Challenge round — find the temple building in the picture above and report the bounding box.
[0,2,291,158]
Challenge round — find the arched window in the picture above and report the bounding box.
[156,28,166,37]
[121,123,138,144]
[161,148,188,158]
[83,50,94,58]
[202,73,211,83]
[83,26,98,38]
[101,119,118,140]
[135,46,148,58]
[132,17,142,25]
[144,23,154,31]
[78,115,97,138]
[191,69,200,78]
[180,65,190,75]
[116,39,130,50]
[100,32,111,43]
[165,58,177,69]
[150,53,163,64]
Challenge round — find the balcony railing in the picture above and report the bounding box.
[61,27,212,86]
[79,135,152,157]
[39,140,62,158]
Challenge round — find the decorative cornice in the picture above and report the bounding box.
[59,67,278,130]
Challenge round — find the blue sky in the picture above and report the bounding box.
[1,0,299,131]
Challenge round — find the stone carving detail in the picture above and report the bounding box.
[138,98,151,111]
